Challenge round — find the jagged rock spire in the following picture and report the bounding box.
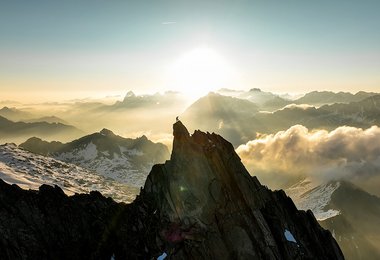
[143,122,344,259]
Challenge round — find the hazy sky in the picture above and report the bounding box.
[1,0,380,101]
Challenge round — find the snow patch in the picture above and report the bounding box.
[157,252,167,260]
[58,142,98,162]
[284,229,297,243]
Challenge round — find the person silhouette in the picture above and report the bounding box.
[176,116,179,122]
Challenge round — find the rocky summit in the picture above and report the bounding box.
[142,121,343,259]
[0,121,344,259]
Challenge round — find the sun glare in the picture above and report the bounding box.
[167,48,237,99]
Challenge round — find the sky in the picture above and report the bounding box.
[1,0,380,101]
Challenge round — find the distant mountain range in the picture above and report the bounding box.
[0,106,34,121]
[0,106,71,124]
[52,91,190,136]
[217,88,380,110]
[286,179,380,260]
[20,128,170,187]
[295,91,378,106]
[182,92,380,146]
[71,90,188,114]
[25,115,69,124]
[263,94,380,131]
[2,90,379,145]
[0,143,138,202]
[110,90,186,110]
[0,115,83,144]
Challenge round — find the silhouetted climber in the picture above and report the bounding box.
[176,116,179,122]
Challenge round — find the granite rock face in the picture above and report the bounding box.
[142,121,343,259]
[0,121,344,259]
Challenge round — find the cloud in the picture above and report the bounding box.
[236,125,380,194]
[161,21,177,25]
[276,103,316,111]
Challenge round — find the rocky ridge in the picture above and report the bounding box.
[141,121,343,259]
[0,122,344,259]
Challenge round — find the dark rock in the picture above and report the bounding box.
[142,121,343,259]
[0,121,344,259]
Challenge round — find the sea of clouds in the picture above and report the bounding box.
[237,125,380,195]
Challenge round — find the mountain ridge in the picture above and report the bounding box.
[0,122,343,259]
[140,121,343,259]
[295,91,378,105]
[20,129,170,187]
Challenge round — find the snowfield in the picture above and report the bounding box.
[286,178,340,221]
[56,142,153,187]
[0,143,138,203]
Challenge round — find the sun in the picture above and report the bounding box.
[166,47,237,99]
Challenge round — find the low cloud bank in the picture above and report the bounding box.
[277,103,315,111]
[236,125,380,195]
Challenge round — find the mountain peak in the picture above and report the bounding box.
[173,120,190,139]
[144,122,343,259]
[138,134,148,141]
[249,88,262,92]
[99,128,115,136]
[172,120,191,161]
[124,90,136,98]
[0,106,11,111]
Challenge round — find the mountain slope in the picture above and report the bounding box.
[182,92,261,145]
[237,88,291,110]
[20,128,170,187]
[319,94,380,125]
[322,181,380,260]
[286,179,380,260]
[286,179,341,221]
[0,143,138,202]
[217,88,291,111]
